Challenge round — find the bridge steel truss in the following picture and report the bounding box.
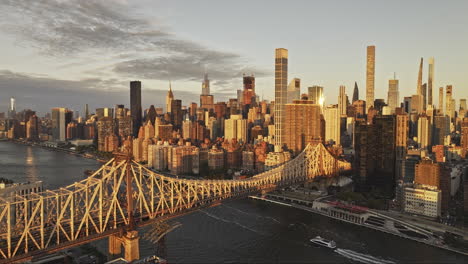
[0,143,350,262]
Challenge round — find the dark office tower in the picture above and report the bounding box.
[243,74,256,106]
[352,100,366,118]
[355,115,396,195]
[130,81,142,137]
[404,97,412,114]
[428,58,434,106]
[374,99,386,113]
[146,105,157,126]
[422,83,427,110]
[171,99,183,129]
[432,115,448,146]
[366,46,375,112]
[23,109,35,124]
[352,82,359,103]
[84,104,89,119]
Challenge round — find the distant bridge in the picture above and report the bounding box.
[0,143,351,263]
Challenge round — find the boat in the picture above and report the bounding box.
[335,248,395,264]
[310,236,337,249]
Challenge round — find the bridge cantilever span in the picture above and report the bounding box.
[0,143,350,262]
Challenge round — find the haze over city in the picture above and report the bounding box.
[1,0,468,114]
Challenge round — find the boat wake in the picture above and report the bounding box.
[199,210,264,235]
[222,204,281,224]
[335,248,396,264]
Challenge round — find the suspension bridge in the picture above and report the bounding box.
[0,143,351,263]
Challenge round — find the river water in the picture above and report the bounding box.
[1,141,467,263]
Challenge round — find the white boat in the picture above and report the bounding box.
[310,236,337,249]
[335,248,395,264]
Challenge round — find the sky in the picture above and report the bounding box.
[0,0,467,115]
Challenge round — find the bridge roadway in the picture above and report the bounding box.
[0,143,351,263]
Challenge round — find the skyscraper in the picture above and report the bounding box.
[308,86,324,106]
[422,83,427,110]
[446,85,454,120]
[417,58,423,96]
[287,78,300,103]
[460,99,467,118]
[171,99,183,129]
[51,107,67,141]
[10,97,15,110]
[274,48,288,150]
[166,82,174,113]
[438,87,444,115]
[26,114,39,140]
[130,81,142,137]
[285,100,324,154]
[417,115,431,149]
[432,115,448,146]
[97,117,114,152]
[428,58,434,106]
[460,99,467,111]
[200,75,215,111]
[202,73,210,96]
[338,85,347,117]
[243,74,256,106]
[395,114,409,181]
[8,97,16,119]
[461,118,468,157]
[352,82,359,103]
[411,94,423,114]
[413,58,424,114]
[366,46,375,112]
[324,105,340,145]
[387,78,399,113]
[84,104,89,119]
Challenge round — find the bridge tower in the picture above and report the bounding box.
[108,147,140,262]
[108,230,140,261]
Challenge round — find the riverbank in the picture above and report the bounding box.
[4,139,109,163]
[250,194,468,256]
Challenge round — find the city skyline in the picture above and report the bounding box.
[2,1,468,263]
[1,0,468,114]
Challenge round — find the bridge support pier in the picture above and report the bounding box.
[108,231,140,262]
[123,231,140,262]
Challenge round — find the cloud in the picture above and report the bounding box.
[0,0,268,90]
